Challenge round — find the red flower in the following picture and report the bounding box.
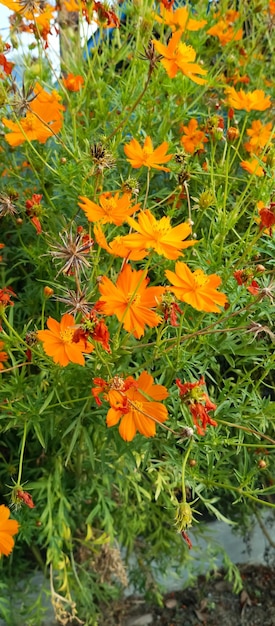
[16,490,35,509]
[259,203,275,236]
[0,287,16,310]
[176,377,217,436]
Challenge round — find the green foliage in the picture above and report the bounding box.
[0,0,274,624]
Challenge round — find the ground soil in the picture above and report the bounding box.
[101,564,275,626]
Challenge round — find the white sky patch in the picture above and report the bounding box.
[0,3,98,76]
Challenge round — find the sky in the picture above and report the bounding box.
[0,3,97,74]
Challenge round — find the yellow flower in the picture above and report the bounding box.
[152,31,207,84]
[244,120,273,155]
[165,262,227,312]
[124,136,173,171]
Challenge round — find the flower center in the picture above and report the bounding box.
[131,400,144,413]
[103,197,117,215]
[60,327,74,343]
[193,269,208,288]
[127,291,141,305]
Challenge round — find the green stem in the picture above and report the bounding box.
[17,421,28,486]
[181,441,193,505]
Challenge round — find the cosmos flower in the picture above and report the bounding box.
[121,210,196,260]
[180,118,208,154]
[152,31,207,84]
[37,313,94,366]
[124,136,173,171]
[225,87,271,112]
[93,371,169,441]
[165,262,227,312]
[98,264,165,338]
[0,504,19,557]
[79,191,140,226]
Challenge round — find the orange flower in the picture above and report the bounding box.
[37,313,94,366]
[165,262,227,312]
[152,31,207,84]
[94,224,147,260]
[225,87,271,112]
[98,264,165,338]
[154,5,206,32]
[180,118,208,154]
[240,159,265,177]
[106,371,169,441]
[244,120,273,155]
[121,210,196,260]
[62,73,84,92]
[0,341,8,370]
[207,20,242,46]
[124,136,173,171]
[79,192,140,226]
[2,83,64,147]
[0,504,19,557]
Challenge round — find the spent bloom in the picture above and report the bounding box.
[121,209,197,260]
[176,377,217,436]
[0,504,19,557]
[93,371,169,441]
[165,262,227,312]
[124,136,173,171]
[37,313,94,367]
[152,30,207,84]
[98,264,165,338]
[78,191,140,226]
[225,87,271,112]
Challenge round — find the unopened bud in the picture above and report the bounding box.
[44,286,54,297]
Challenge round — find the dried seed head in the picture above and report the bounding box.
[49,229,94,278]
[90,142,115,173]
[54,287,94,315]
[0,193,18,218]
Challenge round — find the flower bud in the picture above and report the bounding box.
[44,286,54,298]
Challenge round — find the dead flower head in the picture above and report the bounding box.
[0,193,18,218]
[54,286,94,315]
[90,142,115,173]
[49,229,94,278]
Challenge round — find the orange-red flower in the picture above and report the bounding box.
[180,118,208,154]
[98,264,165,338]
[244,120,273,155]
[154,4,206,33]
[121,210,196,260]
[0,341,8,370]
[0,504,19,557]
[225,87,271,112]
[79,191,140,226]
[152,31,207,84]
[37,313,94,366]
[100,371,169,441]
[176,377,217,436]
[165,262,227,312]
[2,83,65,147]
[240,159,265,177]
[62,73,84,92]
[124,136,173,171]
